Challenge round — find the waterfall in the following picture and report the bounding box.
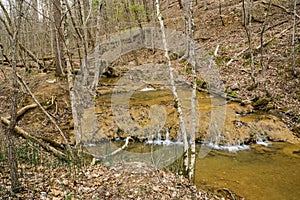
[157,131,161,142]
[166,130,170,141]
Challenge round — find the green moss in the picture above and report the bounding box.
[196,78,203,86]
[129,4,144,13]
[252,97,271,109]
[179,59,187,66]
[185,67,191,73]
[221,46,228,52]
[229,91,239,98]
[243,60,251,67]
[215,56,229,66]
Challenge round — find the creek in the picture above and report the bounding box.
[195,142,300,200]
[85,75,300,199]
[87,141,300,200]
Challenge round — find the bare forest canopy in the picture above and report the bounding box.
[0,0,299,127]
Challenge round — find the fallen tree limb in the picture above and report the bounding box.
[7,103,38,121]
[262,0,300,20]
[16,72,73,157]
[226,21,300,66]
[0,116,68,160]
[83,137,132,162]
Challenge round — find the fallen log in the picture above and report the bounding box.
[7,103,38,121]
[16,72,73,157]
[0,116,68,160]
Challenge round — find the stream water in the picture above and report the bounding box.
[87,141,300,200]
[89,76,300,199]
[195,142,300,200]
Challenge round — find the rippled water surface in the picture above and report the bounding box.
[195,142,300,200]
[95,77,300,199]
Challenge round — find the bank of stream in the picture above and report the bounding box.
[88,141,300,200]
[84,74,300,199]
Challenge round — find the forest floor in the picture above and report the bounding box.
[0,0,299,199]
[163,0,300,135]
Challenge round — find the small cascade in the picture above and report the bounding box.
[255,134,269,146]
[163,130,172,145]
[157,131,161,141]
[204,133,250,152]
[140,87,156,92]
[145,130,181,145]
[256,138,269,146]
[205,142,250,152]
[145,130,273,152]
[166,130,169,141]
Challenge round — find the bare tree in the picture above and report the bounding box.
[242,0,256,86]
[53,0,65,76]
[155,0,189,175]
[6,0,24,193]
[218,0,224,26]
[185,0,196,182]
[260,0,272,94]
[242,0,251,26]
[0,0,44,69]
[291,0,297,76]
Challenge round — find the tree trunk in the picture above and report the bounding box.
[291,0,297,76]
[6,0,24,193]
[155,0,189,174]
[53,0,65,76]
[242,0,250,26]
[186,0,196,182]
[260,0,272,94]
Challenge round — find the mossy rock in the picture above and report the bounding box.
[252,97,271,109]
[292,125,300,137]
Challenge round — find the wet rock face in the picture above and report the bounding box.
[94,75,299,145]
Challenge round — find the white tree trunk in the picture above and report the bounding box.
[155,0,189,173]
[186,0,196,182]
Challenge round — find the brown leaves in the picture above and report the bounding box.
[0,160,225,199]
[50,188,63,196]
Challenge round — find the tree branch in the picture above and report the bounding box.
[1,116,68,160]
[15,72,73,157]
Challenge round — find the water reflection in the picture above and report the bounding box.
[195,142,300,200]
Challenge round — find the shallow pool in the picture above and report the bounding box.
[195,142,300,200]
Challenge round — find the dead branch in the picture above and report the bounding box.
[208,45,220,68]
[226,47,249,66]
[0,116,68,160]
[15,72,73,157]
[262,0,300,19]
[83,137,132,161]
[7,103,38,121]
[106,136,131,157]
[226,20,300,66]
